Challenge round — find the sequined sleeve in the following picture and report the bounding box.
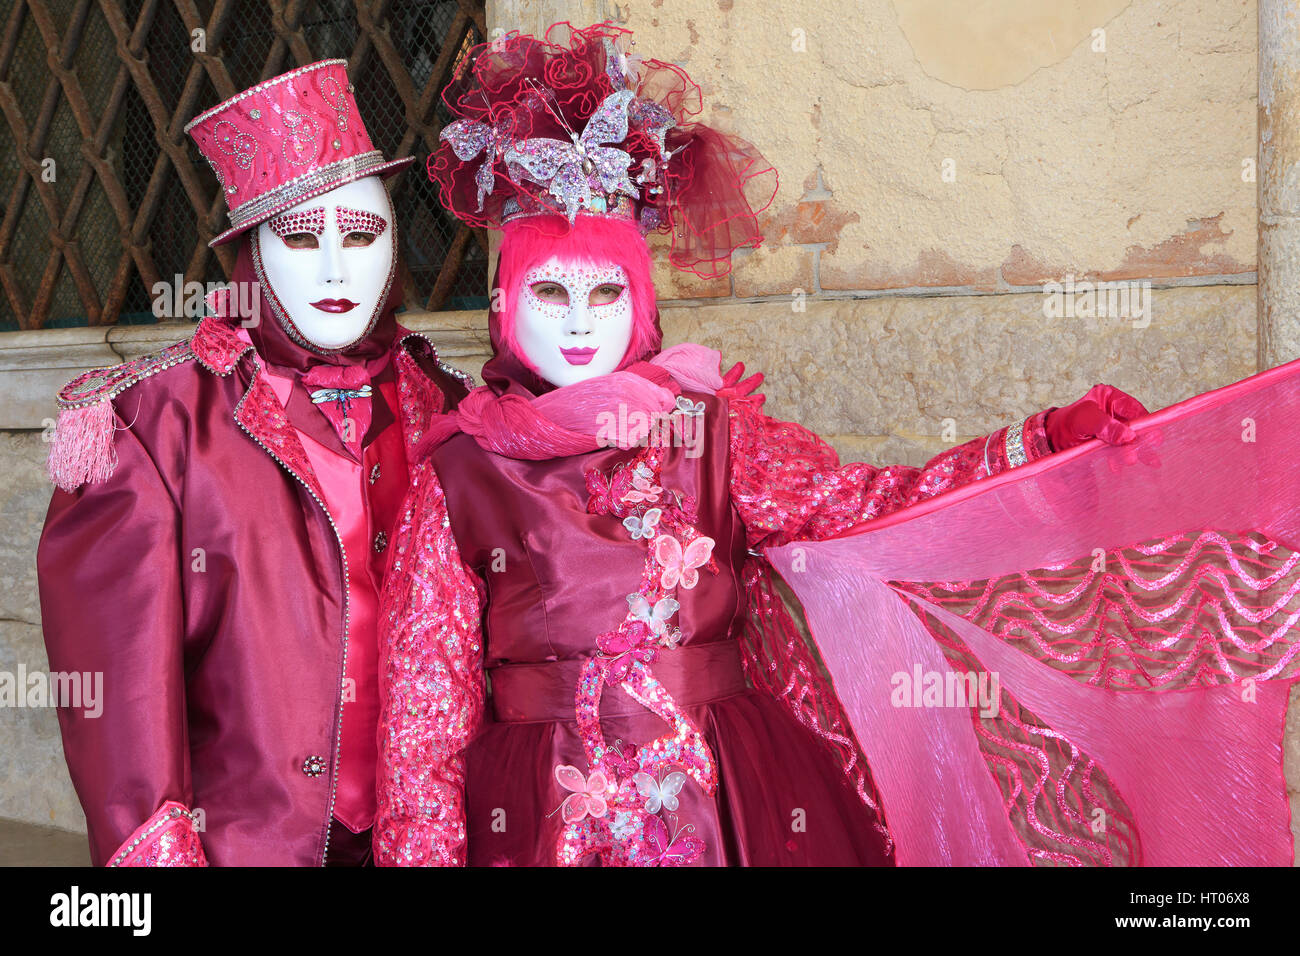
[727,396,1052,547]
[374,459,484,866]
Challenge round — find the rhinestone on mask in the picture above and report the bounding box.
[337,206,389,238]
[523,262,628,314]
[268,207,327,239]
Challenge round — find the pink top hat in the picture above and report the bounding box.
[185,59,414,247]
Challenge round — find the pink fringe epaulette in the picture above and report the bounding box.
[46,340,197,493]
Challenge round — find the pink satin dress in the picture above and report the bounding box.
[404,392,1048,865]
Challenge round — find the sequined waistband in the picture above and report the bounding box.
[488,640,749,723]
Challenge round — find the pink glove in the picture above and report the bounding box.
[717,361,766,406]
[1045,384,1148,451]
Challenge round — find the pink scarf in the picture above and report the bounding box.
[421,344,724,460]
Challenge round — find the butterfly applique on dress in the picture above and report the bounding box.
[674,395,705,417]
[626,592,680,638]
[639,815,704,867]
[554,765,611,823]
[597,624,661,683]
[634,770,687,814]
[654,534,715,590]
[623,507,662,540]
[554,454,721,865]
[626,463,663,503]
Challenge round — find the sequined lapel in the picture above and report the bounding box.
[190,315,249,375]
[233,355,328,505]
[193,314,342,503]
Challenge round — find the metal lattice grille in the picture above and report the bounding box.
[0,0,489,331]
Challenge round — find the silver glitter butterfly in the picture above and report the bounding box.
[440,118,509,211]
[628,98,676,158]
[502,90,639,222]
[639,207,664,235]
[603,37,643,92]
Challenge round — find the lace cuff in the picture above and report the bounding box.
[984,409,1053,475]
[108,801,208,867]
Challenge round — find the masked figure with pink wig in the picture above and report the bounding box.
[376,24,1300,867]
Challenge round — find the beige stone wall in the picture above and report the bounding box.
[494,0,1256,299]
[661,284,1256,462]
[0,433,79,832]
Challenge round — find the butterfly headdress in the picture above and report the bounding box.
[429,21,778,279]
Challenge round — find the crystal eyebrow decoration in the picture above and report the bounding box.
[523,264,628,311]
[336,206,389,237]
[524,264,626,287]
[268,207,326,238]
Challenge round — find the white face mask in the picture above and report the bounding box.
[254,176,395,351]
[513,256,634,387]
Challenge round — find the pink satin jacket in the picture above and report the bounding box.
[37,316,467,866]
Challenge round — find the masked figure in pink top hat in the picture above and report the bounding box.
[37,60,471,866]
[365,25,1300,869]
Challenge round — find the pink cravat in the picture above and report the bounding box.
[302,364,373,458]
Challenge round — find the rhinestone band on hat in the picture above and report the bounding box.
[227,151,387,228]
[502,192,636,225]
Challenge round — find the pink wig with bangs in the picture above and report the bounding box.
[495,214,662,374]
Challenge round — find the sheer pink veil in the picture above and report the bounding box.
[769,358,1300,866]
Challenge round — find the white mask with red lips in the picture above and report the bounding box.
[255,176,395,351]
[513,255,634,387]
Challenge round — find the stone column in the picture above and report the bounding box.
[1259,0,1300,369]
